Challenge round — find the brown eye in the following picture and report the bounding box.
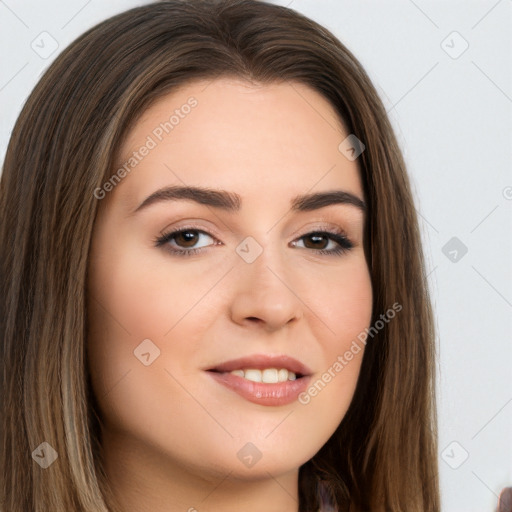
[303,233,329,250]
[174,230,201,248]
[293,230,353,256]
[154,227,218,257]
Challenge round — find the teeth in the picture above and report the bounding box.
[262,368,278,383]
[278,368,288,382]
[243,369,262,382]
[229,368,297,383]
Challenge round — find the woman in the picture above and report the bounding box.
[0,1,440,510]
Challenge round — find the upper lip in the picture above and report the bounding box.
[206,354,312,377]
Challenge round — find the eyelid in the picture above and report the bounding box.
[153,221,355,257]
[158,219,353,238]
[155,221,351,243]
[153,222,220,250]
[289,222,351,241]
[158,219,224,240]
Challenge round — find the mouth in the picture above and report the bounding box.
[207,367,303,383]
[205,354,312,406]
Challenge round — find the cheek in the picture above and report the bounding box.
[87,238,373,391]
[85,230,374,477]
[298,256,372,424]
[305,252,373,345]
[85,237,230,418]
[87,238,231,341]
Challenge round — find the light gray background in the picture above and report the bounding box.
[1,1,511,511]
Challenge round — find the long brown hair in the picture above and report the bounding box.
[0,1,439,510]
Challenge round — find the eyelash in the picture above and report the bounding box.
[153,225,354,258]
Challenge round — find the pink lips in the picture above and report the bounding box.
[205,354,312,406]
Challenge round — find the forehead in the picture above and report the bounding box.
[110,77,364,213]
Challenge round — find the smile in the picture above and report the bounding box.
[205,354,312,406]
[227,368,297,383]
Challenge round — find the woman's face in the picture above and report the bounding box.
[87,77,372,485]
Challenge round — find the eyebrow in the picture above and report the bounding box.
[132,185,366,214]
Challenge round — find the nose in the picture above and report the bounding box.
[229,243,303,332]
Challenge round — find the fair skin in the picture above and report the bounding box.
[86,77,373,512]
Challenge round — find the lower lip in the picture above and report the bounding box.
[206,371,311,406]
